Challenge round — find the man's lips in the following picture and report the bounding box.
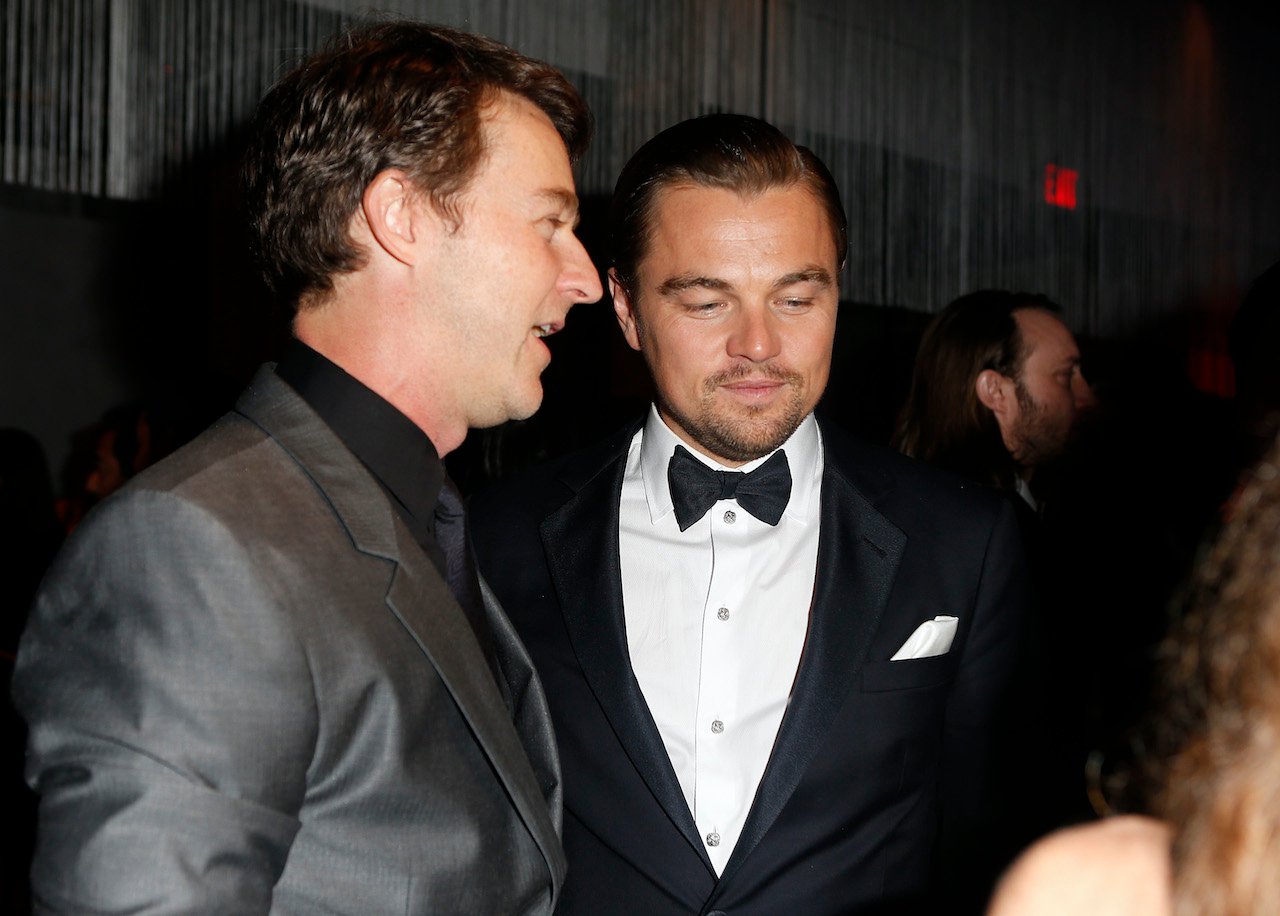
[719,378,788,399]
[705,366,799,401]
[531,320,564,339]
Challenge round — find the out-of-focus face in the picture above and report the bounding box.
[417,92,602,430]
[1001,308,1094,468]
[610,182,839,467]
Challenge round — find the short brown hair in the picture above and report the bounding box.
[243,21,592,308]
[608,113,847,297]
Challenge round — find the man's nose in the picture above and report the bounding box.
[1073,373,1096,411]
[559,234,603,305]
[727,307,782,362]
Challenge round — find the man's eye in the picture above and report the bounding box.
[780,297,812,308]
[539,217,567,237]
[686,301,724,314]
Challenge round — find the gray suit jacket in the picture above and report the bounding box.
[13,366,566,914]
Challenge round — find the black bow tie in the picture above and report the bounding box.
[667,445,792,532]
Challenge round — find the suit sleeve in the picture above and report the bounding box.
[936,497,1032,911]
[12,489,318,914]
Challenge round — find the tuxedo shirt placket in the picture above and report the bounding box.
[620,408,822,876]
[695,498,782,872]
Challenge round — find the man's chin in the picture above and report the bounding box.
[691,411,806,464]
[506,395,543,424]
[473,386,543,429]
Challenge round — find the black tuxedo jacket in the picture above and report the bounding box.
[471,417,1028,915]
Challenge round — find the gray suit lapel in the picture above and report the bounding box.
[478,575,564,839]
[235,365,564,894]
[384,549,565,895]
[715,427,906,889]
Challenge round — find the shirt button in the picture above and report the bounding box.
[705,832,721,847]
[717,607,730,621]
[711,719,724,734]
[723,509,737,524]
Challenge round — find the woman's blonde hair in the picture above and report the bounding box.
[1154,442,1280,915]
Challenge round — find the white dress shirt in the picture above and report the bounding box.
[619,407,823,874]
[1014,475,1038,512]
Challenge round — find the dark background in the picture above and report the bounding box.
[2,0,1279,903]
[3,0,1278,480]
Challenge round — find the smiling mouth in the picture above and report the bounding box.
[532,322,561,339]
[706,366,801,404]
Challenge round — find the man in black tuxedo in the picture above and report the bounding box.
[471,114,1028,915]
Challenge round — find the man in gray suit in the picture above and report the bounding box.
[13,21,601,913]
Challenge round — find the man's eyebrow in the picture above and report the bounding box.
[657,275,733,296]
[774,267,834,290]
[536,188,580,224]
[657,267,835,298]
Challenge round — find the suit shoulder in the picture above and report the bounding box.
[469,452,573,535]
[78,411,353,561]
[124,411,274,494]
[822,423,1011,530]
[988,818,1172,916]
[470,421,636,531]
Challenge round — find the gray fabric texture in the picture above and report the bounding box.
[13,365,565,914]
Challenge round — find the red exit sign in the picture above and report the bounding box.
[1044,164,1078,209]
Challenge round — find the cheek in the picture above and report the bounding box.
[645,323,715,375]
[655,347,708,398]
[1048,383,1076,415]
[650,349,718,409]
[487,234,559,295]
[790,325,835,383]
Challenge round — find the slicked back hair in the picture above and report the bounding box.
[893,289,1061,490]
[608,113,847,298]
[242,20,592,309]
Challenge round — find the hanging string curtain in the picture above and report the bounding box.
[2,0,1276,333]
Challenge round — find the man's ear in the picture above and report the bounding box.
[609,269,642,352]
[975,369,1011,416]
[360,168,419,266]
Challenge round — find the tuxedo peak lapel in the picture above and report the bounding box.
[540,440,714,872]
[717,440,906,887]
[237,365,563,888]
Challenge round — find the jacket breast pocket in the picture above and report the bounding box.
[860,653,956,693]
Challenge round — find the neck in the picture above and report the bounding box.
[293,299,464,458]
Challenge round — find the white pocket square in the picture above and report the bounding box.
[890,616,958,661]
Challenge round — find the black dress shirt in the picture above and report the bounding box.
[275,339,451,580]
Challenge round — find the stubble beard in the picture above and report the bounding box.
[1011,378,1071,469]
[658,363,810,464]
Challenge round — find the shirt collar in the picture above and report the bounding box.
[1014,475,1039,512]
[275,339,444,538]
[637,404,823,526]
